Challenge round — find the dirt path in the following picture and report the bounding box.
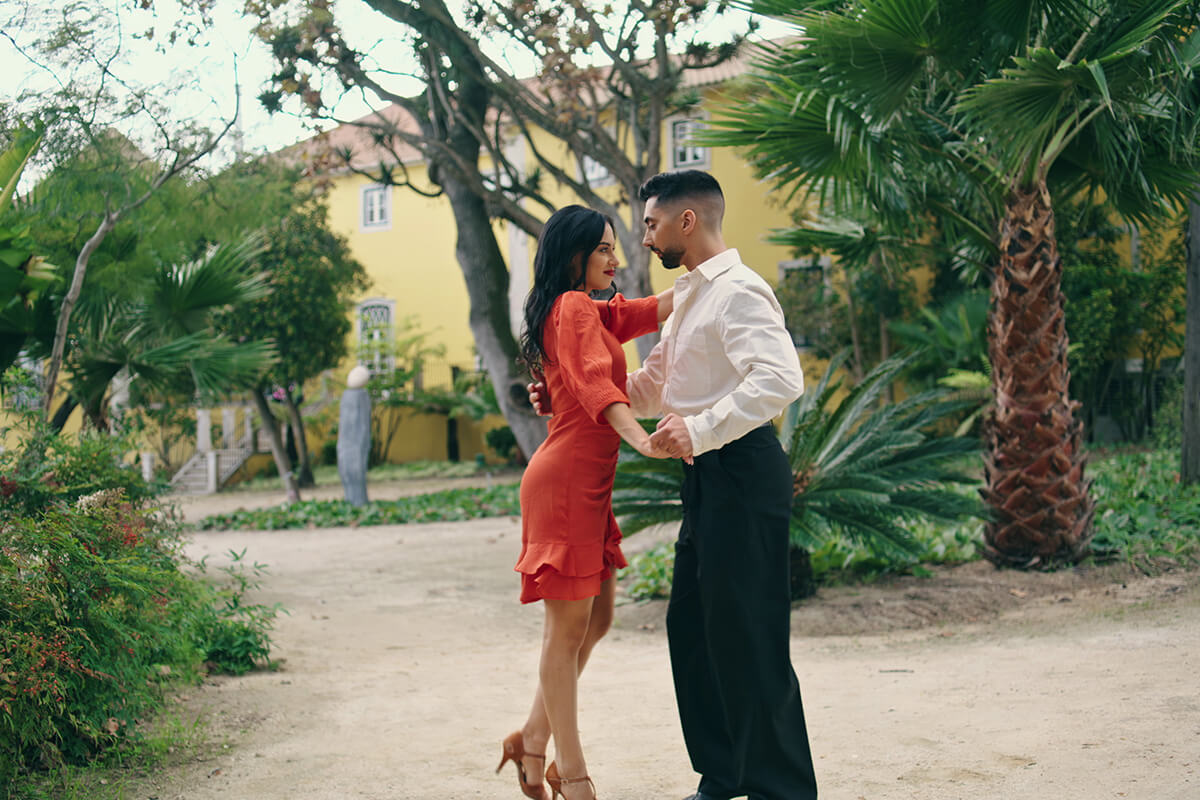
[127,500,1197,800]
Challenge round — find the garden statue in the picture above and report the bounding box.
[337,365,371,506]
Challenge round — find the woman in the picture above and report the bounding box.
[497,206,673,800]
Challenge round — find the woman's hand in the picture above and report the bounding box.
[526,380,551,416]
[631,434,670,459]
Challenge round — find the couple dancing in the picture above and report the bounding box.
[497,170,819,800]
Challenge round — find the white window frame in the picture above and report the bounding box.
[669,116,711,170]
[356,298,397,375]
[360,183,392,231]
[578,151,615,188]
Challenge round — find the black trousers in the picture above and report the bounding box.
[667,425,818,800]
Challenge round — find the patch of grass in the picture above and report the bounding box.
[226,459,506,493]
[196,484,521,530]
[10,710,214,800]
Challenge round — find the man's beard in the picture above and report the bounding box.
[654,247,685,269]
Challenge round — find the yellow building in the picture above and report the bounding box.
[290,57,824,464]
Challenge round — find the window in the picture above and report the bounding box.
[357,298,396,375]
[670,118,710,169]
[580,153,614,187]
[777,256,833,349]
[360,184,391,231]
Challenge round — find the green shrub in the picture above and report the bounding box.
[319,433,339,466]
[0,424,163,518]
[1089,447,1200,569]
[0,432,279,791]
[619,543,675,601]
[191,549,281,676]
[485,425,519,463]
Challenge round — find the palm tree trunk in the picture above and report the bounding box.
[981,179,1095,567]
[1184,193,1200,485]
[252,388,300,502]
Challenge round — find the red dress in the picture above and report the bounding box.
[517,291,660,603]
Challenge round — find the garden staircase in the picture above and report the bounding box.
[169,429,256,495]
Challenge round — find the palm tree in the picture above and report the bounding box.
[614,353,985,596]
[57,235,276,431]
[704,0,1200,566]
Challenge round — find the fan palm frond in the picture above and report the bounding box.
[150,233,271,337]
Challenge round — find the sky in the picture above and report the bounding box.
[1,0,793,167]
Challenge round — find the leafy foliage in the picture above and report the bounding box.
[196,484,521,531]
[890,291,990,387]
[60,234,277,425]
[620,543,676,601]
[0,127,56,377]
[212,191,368,393]
[0,433,278,787]
[1058,203,1187,441]
[614,354,987,562]
[1089,448,1200,569]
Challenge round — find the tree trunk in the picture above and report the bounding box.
[843,275,866,381]
[252,388,300,502]
[446,415,460,462]
[49,396,79,433]
[981,180,1094,567]
[440,176,547,460]
[282,389,315,488]
[43,213,115,416]
[616,196,660,362]
[1184,194,1200,484]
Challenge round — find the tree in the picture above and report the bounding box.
[207,0,749,458]
[1186,195,1200,484]
[703,0,1200,567]
[212,186,369,488]
[2,1,240,417]
[60,234,277,432]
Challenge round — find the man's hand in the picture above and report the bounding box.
[650,413,693,463]
[527,380,551,416]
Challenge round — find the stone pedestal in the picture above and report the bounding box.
[337,367,372,507]
[205,451,219,494]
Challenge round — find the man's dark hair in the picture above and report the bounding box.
[637,169,724,205]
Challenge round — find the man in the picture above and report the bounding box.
[531,170,817,800]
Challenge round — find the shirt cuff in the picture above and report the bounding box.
[682,415,703,457]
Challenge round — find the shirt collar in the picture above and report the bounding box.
[693,248,741,282]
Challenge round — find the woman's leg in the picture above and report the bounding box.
[520,578,615,778]
[539,594,596,796]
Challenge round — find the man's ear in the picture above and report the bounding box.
[680,208,697,234]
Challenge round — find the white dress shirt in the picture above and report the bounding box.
[627,248,805,456]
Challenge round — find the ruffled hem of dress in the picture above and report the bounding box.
[514,537,627,578]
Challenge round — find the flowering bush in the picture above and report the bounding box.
[0,433,278,790]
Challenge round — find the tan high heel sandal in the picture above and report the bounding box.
[545,761,596,800]
[496,731,550,800]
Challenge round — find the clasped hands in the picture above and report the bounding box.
[526,381,693,464]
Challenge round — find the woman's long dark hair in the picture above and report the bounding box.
[520,205,612,375]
